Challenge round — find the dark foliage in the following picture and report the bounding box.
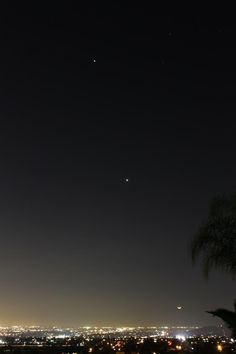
[191,194,236,277]
[207,300,236,339]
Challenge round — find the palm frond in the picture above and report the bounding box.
[191,194,236,277]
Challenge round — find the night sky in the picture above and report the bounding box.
[0,5,236,327]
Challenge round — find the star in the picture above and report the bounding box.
[93,59,97,63]
[123,177,129,183]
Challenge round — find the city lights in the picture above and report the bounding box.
[0,325,233,353]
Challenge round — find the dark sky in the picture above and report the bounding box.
[0,5,235,327]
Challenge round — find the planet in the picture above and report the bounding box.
[177,306,183,310]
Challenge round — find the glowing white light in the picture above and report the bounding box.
[55,334,66,338]
[176,335,186,341]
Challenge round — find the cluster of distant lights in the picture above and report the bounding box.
[0,326,235,353]
[0,325,200,332]
[0,325,230,340]
[0,325,190,339]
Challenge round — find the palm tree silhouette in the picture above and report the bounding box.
[207,299,236,339]
[191,194,236,277]
[191,194,236,338]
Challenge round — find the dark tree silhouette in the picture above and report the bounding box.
[191,194,236,338]
[207,300,236,339]
[191,194,236,277]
